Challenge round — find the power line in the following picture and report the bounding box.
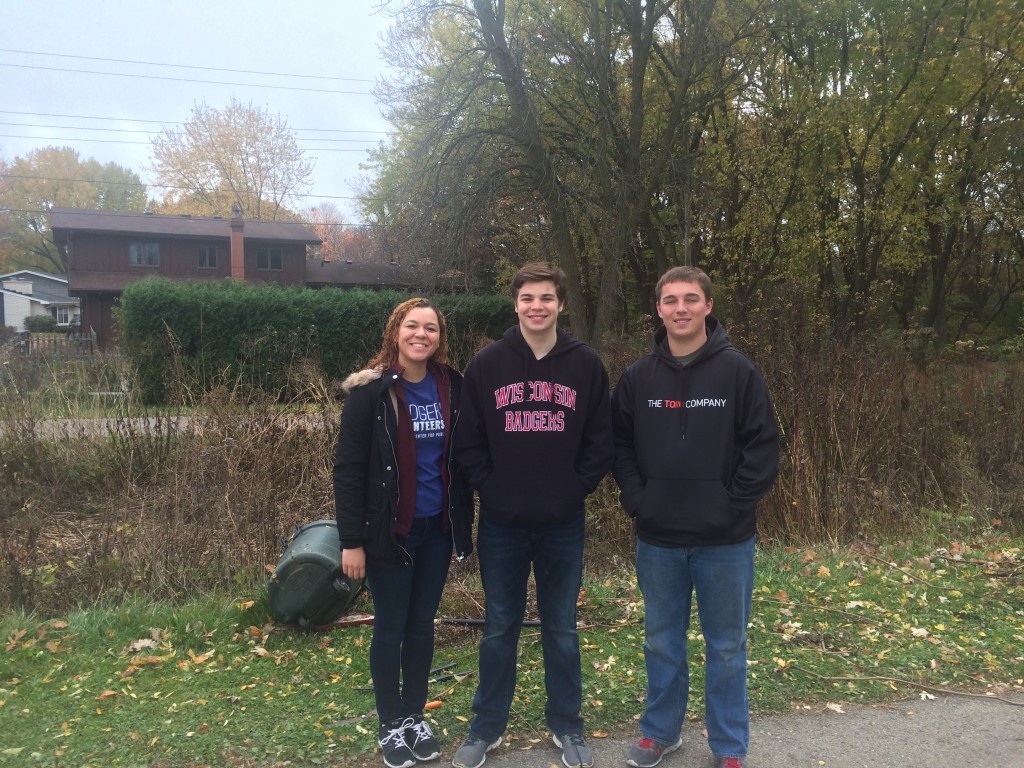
[0,123,377,144]
[2,206,385,229]
[1,62,374,95]
[0,172,379,204]
[0,47,378,83]
[0,111,389,135]
[0,134,375,152]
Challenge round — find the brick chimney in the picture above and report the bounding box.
[230,203,245,279]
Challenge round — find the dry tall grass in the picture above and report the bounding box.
[1,328,1021,616]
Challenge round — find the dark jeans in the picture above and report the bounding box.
[469,512,585,740]
[366,514,453,723]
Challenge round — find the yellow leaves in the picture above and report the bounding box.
[95,689,118,700]
[188,649,214,665]
[239,600,255,610]
[816,565,831,578]
[825,702,846,714]
[591,729,609,738]
[5,628,27,651]
[45,639,70,654]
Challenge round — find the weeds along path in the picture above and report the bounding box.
[2,413,329,440]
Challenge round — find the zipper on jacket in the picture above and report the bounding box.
[447,402,464,561]
[382,381,412,566]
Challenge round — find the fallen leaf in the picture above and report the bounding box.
[5,629,27,652]
[826,702,845,714]
[95,690,118,700]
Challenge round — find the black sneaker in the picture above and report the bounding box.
[379,717,417,768]
[405,715,442,761]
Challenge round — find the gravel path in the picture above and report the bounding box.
[470,693,1024,768]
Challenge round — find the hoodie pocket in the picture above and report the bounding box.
[635,478,738,539]
[479,465,586,521]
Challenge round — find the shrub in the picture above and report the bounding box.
[117,279,512,404]
[24,315,59,333]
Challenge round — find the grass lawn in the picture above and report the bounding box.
[1,532,1021,767]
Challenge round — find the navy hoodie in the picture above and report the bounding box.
[611,317,779,547]
[455,325,613,528]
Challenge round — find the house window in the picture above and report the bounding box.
[198,244,218,269]
[55,307,70,326]
[129,242,160,267]
[256,247,283,271]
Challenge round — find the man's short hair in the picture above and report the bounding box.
[511,262,568,304]
[656,266,713,303]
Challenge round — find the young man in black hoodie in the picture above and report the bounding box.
[452,262,613,768]
[612,267,779,768]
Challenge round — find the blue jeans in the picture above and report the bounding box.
[635,535,755,760]
[366,514,452,723]
[469,512,585,740]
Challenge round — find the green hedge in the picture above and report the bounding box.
[117,278,512,403]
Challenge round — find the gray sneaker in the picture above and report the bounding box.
[451,733,502,768]
[553,732,594,768]
[626,736,683,768]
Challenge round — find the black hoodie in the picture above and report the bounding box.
[455,325,613,528]
[611,316,779,547]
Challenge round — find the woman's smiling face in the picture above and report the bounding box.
[396,306,441,369]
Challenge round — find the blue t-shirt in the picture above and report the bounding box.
[402,375,445,518]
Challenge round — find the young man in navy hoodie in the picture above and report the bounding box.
[452,262,613,768]
[612,267,779,768]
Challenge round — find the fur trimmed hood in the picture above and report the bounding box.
[340,367,385,395]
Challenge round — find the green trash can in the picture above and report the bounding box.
[267,520,363,627]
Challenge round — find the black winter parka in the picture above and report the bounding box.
[333,364,474,565]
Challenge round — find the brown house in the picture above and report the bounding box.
[50,206,321,349]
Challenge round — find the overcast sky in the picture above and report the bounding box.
[0,1,395,223]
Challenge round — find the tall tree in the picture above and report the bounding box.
[151,98,313,220]
[0,147,147,272]
[370,0,1024,345]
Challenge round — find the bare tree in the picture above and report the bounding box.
[151,98,313,220]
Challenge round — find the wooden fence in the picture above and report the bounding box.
[25,331,96,356]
